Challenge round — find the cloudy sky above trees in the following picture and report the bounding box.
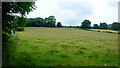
[27,0,119,26]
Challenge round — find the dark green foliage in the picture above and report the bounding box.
[16,27,24,31]
[2,2,36,41]
[93,24,99,29]
[2,2,36,66]
[17,16,28,27]
[66,26,80,28]
[81,19,91,28]
[2,2,36,33]
[57,22,62,27]
[26,16,57,27]
[27,17,44,27]
[2,37,17,66]
[15,16,28,31]
[99,23,108,29]
[47,16,56,27]
[111,22,120,30]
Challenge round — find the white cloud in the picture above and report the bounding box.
[86,0,118,25]
[27,0,119,26]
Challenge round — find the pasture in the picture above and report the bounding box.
[12,27,118,66]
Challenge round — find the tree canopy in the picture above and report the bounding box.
[2,2,36,66]
[2,2,36,35]
[81,20,91,28]
[26,16,57,27]
[2,2,36,36]
[57,22,62,27]
[99,23,108,29]
[111,22,120,30]
[93,24,99,29]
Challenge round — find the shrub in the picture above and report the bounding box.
[16,27,24,31]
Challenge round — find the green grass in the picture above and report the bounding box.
[12,27,118,66]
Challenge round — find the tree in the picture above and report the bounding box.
[93,24,99,29]
[3,2,36,37]
[111,22,120,30]
[57,22,62,27]
[2,2,36,66]
[26,16,57,27]
[27,18,37,27]
[47,16,56,27]
[99,23,108,29]
[81,19,91,28]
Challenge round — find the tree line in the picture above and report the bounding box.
[26,16,62,27]
[80,20,120,30]
[26,18,120,30]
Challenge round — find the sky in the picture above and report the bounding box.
[27,0,119,26]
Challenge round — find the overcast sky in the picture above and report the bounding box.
[27,0,119,26]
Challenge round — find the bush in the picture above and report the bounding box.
[16,27,24,31]
[2,36,17,66]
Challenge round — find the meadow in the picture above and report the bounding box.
[12,27,118,66]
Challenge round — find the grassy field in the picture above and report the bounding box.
[12,27,118,66]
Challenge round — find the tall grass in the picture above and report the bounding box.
[10,27,119,66]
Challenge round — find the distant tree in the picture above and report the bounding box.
[26,18,35,27]
[81,19,91,28]
[93,24,99,29]
[99,23,108,29]
[34,17,44,27]
[47,16,56,27]
[76,26,80,28]
[57,22,62,27]
[111,22,120,30]
[44,17,49,27]
[27,16,56,27]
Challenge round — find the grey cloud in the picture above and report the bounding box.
[57,1,93,15]
[55,1,93,25]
